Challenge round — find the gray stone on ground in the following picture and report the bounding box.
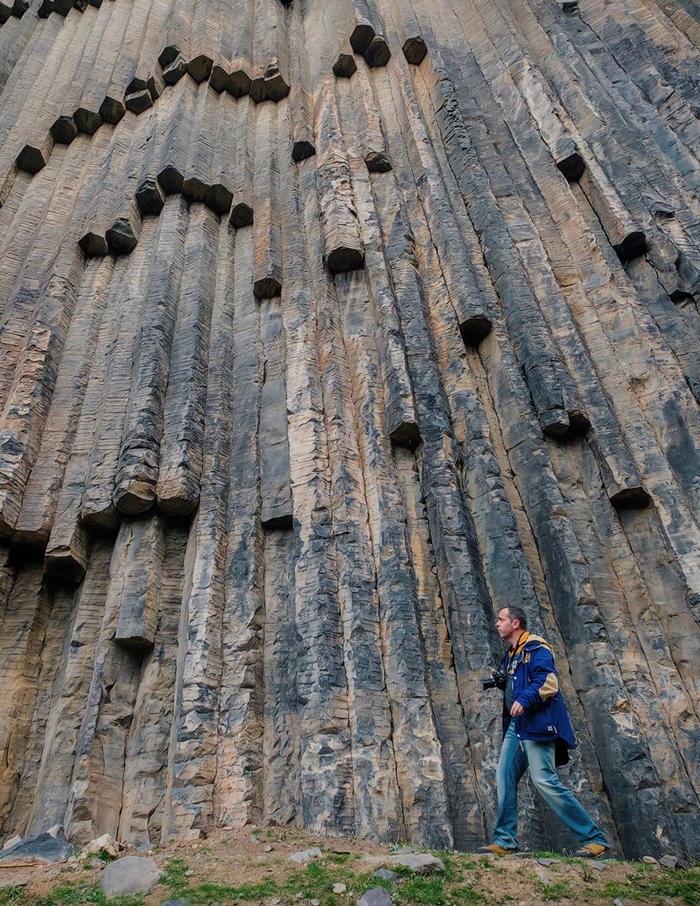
[0,834,75,863]
[537,857,560,866]
[136,843,154,853]
[390,854,445,874]
[82,834,120,859]
[333,884,347,893]
[357,887,393,906]
[288,847,323,862]
[100,856,163,896]
[163,900,191,906]
[591,861,607,872]
[373,870,398,882]
[659,854,678,868]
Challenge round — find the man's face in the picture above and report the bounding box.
[496,609,518,639]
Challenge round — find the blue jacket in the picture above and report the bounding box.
[500,633,576,752]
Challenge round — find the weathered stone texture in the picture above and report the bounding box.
[1,0,700,861]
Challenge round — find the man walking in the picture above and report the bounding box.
[478,606,610,858]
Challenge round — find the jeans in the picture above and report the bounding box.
[494,722,609,850]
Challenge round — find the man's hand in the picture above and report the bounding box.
[510,701,525,717]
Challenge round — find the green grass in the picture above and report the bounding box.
[537,880,574,901]
[397,876,446,905]
[159,856,282,905]
[184,879,280,904]
[33,883,142,906]
[531,853,577,865]
[0,887,25,906]
[601,881,642,900]
[432,852,459,883]
[450,883,485,903]
[158,858,191,893]
[604,868,700,906]
[284,859,358,906]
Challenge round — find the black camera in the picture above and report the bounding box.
[482,669,507,691]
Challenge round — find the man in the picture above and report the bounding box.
[478,606,610,858]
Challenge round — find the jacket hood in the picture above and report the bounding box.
[520,634,554,655]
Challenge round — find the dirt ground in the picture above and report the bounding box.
[0,828,698,906]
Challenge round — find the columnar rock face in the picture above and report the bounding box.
[1,0,700,862]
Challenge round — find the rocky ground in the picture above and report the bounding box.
[0,829,698,906]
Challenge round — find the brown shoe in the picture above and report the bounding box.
[477,843,520,855]
[574,842,608,859]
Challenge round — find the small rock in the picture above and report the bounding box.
[663,898,675,906]
[642,856,659,865]
[184,870,194,876]
[591,861,607,872]
[163,900,191,906]
[100,856,163,897]
[659,855,679,869]
[0,834,75,864]
[535,868,551,885]
[391,854,445,875]
[251,836,260,845]
[1,836,22,852]
[89,859,103,870]
[357,887,393,906]
[270,900,280,905]
[372,870,398,883]
[136,843,154,853]
[613,899,624,906]
[333,884,347,894]
[82,834,120,860]
[263,845,273,853]
[289,848,324,863]
[295,892,304,899]
[537,857,560,866]
[310,900,320,905]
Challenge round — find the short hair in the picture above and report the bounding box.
[504,606,528,630]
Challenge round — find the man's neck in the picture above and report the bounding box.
[508,629,527,650]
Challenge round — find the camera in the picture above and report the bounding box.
[482,669,507,691]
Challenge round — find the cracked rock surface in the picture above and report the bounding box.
[0,0,700,862]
